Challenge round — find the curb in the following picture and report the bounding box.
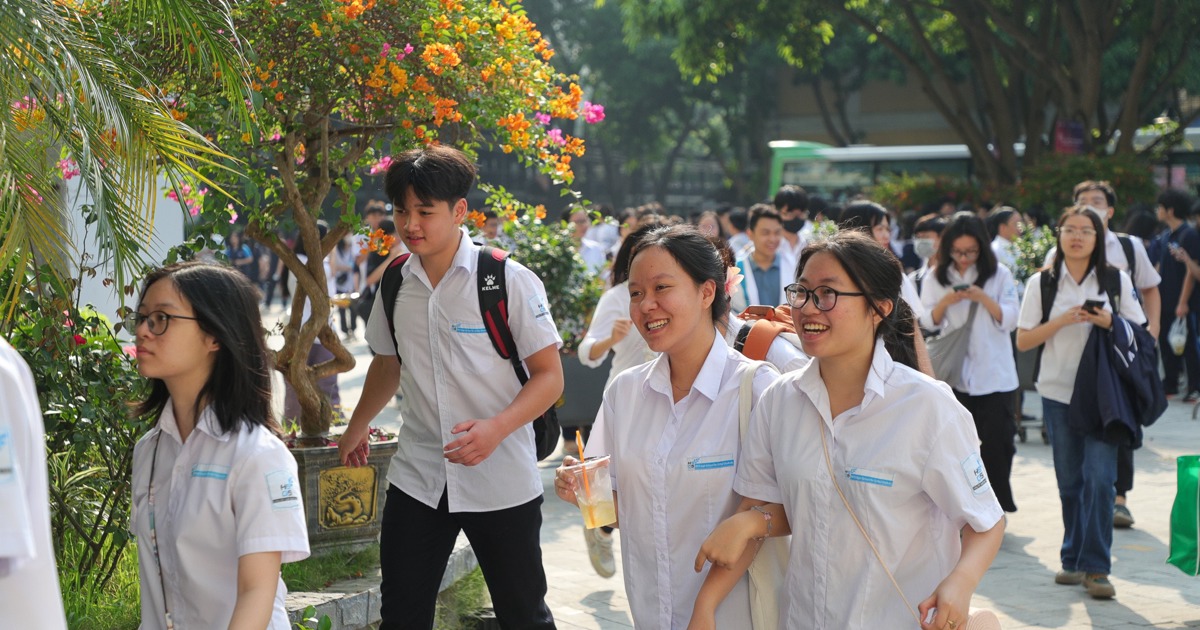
[286,533,477,629]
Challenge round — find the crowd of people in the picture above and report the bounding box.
[2,139,1196,629]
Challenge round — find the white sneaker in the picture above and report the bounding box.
[583,527,616,578]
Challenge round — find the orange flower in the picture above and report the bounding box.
[534,205,547,220]
[275,91,285,101]
[467,210,487,229]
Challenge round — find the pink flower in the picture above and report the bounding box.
[187,203,200,216]
[270,132,281,141]
[724,266,743,297]
[198,187,208,197]
[382,43,391,56]
[73,334,86,347]
[229,212,238,224]
[583,101,605,124]
[369,155,394,175]
[166,190,179,201]
[546,128,566,146]
[534,112,551,126]
[57,158,80,180]
[181,184,192,195]
[122,345,138,358]
[404,43,413,54]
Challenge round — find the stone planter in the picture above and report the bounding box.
[290,439,399,554]
[556,352,611,428]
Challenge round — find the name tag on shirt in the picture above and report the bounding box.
[266,469,301,510]
[191,463,230,480]
[688,453,735,471]
[960,454,991,496]
[451,322,487,335]
[0,429,13,484]
[845,467,895,488]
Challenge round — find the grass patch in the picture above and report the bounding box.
[434,568,490,630]
[61,539,140,630]
[281,544,381,591]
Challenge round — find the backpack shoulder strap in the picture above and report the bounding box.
[380,253,412,360]
[476,247,528,384]
[1116,233,1137,281]
[1039,270,1056,324]
[740,320,784,361]
[1104,265,1123,316]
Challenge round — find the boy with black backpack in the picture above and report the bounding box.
[339,146,562,629]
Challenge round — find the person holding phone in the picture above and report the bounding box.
[920,213,1021,513]
[1016,205,1146,599]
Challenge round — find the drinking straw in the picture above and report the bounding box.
[575,432,591,498]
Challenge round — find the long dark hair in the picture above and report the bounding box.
[795,231,919,371]
[611,217,666,286]
[1050,205,1108,282]
[935,213,997,288]
[135,262,275,436]
[629,224,730,328]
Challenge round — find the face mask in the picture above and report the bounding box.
[782,217,805,233]
[915,238,937,259]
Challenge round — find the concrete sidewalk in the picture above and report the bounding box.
[283,313,1200,628]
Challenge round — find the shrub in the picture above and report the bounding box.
[1014,153,1157,219]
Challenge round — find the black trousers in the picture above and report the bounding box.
[379,485,555,630]
[1116,443,1134,497]
[1159,311,1200,394]
[954,389,1018,512]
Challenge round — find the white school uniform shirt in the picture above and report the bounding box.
[0,339,67,630]
[1044,230,1161,290]
[899,272,926,320]
[991,235,1017,272]
[577,281,656,387]
[584,332,779,630]
[734,342,1004,629]
[131,404,310,630]
[919,264,1020,395]
[1017,267,1146,405]
[365,228,562,512]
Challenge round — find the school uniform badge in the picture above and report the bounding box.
[266,469,301,510]
[960,454,991,496]
[0,428,13,484]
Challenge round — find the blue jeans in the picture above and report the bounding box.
[1043,398,1117,574]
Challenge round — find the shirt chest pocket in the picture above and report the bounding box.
[447,321,508,375]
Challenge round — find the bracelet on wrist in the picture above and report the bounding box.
[750,505,772,541]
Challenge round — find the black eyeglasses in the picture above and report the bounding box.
[124,311,201,335]
[784,283,867,311]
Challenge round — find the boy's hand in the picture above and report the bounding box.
[444,418,505,466]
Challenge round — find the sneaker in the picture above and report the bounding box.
[583,527,616,578]
[1055,569,1084,585]
[1185,391,1200,403]
[1113,504,1135,528]
[1083,573,1116,599]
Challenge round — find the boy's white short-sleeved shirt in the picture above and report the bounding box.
[584,332,779,630]
[0,339,67,629]
[1044,230,1161,290]
[734,342,1004,629]
[131,404,310,630]
[1017,267,1146,404]
[365,228,562,512]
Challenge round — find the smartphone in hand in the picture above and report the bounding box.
[953,284,970,292]
[1083,299,1106,313]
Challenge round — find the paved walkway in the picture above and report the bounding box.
[283,312,1200,629]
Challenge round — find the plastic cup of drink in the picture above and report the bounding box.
[569,455,617,529]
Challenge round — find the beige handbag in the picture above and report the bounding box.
[738,362,788,630]
[817,421,1002,630]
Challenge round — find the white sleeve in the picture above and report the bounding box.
[1017,272,1046,331]
[764,335,808,373]
[919,272,947,331]
[920,401,1004,533]
[504,263,564,361]
[993,266,1021,332]
[901,273,925,320]
[0,350,38,576]
[578,287,624,368]
[733,381,784,504]
[231,441,311,563]
[1128,237,1161,289]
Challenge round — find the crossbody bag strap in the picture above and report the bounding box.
[818,422,923,626]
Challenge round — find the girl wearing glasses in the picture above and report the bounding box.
[129,262,310,629]
[1015,206,1145,600]
[919,213,1021,513]
[555,224,781,629]
[694,231,1004,630]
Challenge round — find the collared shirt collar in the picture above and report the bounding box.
[792,339,893,421]
[156,401,230,444]
[642,328,727,401]
[947,265,979,285]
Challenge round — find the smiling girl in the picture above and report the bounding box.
[555,224,780,629]
[694,231,1004,630]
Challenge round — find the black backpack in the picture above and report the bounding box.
[1033,265,1123,381]
[377,247,560,461]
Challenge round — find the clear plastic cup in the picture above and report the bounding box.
[569,455,617,529]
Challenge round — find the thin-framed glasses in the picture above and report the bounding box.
[1058,226,1097,238]
[950,248,980,260]
[124,311,201,335]
[784,283,867,311]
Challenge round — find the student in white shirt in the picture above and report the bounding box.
[339,146,562,629]
[774,184,809,264]
[988,206,1023,273]
[921,214,1021,512]
[554,224,780,629]
[839,200,926,321]
[1016,206,1146,600]
[129,262,310,630]
[565,206,609,276]
[695,231,1005,630]
[0,338,67,630]
[734,204,792,310]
